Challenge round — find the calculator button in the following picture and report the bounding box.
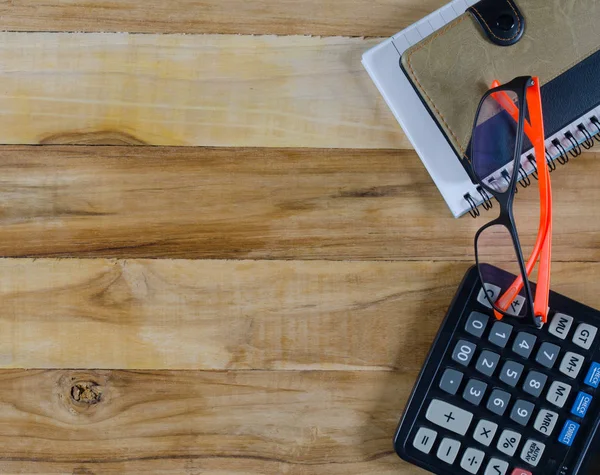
[571,391,593,418]
[523,371,547,397]
[487,389,511,416]
[461,447,485,474]
[425,399,473,436]
[488,321,513,348]
[548,313,574,340]
[439,368,463,395]
[511,469,532,475]
[476,351,500,377]
[436,437,461,464]
[533,409,559,436]
[497,429,521,456]
[572,323,597,350]
[508,295,526,316]
[558,420,580,446]
[510,400,535,426]
[559,351,585,378]
[520,439,545,467]
[584,362,600,388]
[499,361,524,387]
[546,381,572,408]
[535,342,561,368]
[452,340,477,366]
[485,458,509,475]
[466,311,489,338]
[412,427,437,454]
[463,379,488,406]
[512,332,536,359]
[478,284,501,309]
[473,419,498,447]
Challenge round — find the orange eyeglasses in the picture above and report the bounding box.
[466,76,552,329]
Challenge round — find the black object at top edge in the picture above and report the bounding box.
[468,0,525,47]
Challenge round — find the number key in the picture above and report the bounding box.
[535,342,561,368]
[452,340,476,366]
[476,350,500,377]
[512,332,537,359]
[463,379,487,406]
[500,361,524,387]
[466,311,489,338]
[510,399,535,426]
[523,371,547,397]
[489,321,513,348]
[487,389,511,416]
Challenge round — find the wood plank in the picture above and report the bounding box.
[0,369,423,474]
[0,146,598,261]
[2,259,600,370]
[0,258,467,370]
[0,33,406,149]
[0,0,445,37]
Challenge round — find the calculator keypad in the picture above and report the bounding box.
[401,276,600,475]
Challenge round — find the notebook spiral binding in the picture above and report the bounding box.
[464,115,600,218]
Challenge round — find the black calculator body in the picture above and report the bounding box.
[394,265,600,475]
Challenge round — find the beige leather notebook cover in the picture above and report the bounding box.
[400,0,600,161]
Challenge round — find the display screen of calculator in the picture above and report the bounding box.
[394,266,600,475]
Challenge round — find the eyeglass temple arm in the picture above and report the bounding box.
[489,80,552,324]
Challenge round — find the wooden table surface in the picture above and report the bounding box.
[2,1,600,473]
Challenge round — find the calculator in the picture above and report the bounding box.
[394,265,600,475]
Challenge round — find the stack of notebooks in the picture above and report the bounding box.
[363,0,600,218]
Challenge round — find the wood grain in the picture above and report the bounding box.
[2,258,600,370]
[0,369,424,474]
[0,33,406,149]
[0,146,598,260]
[0,0,445,37]
[0,258,466,370]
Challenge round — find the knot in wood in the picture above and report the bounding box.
[71,381,103,405]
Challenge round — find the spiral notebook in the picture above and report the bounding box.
[362,0,600,218]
